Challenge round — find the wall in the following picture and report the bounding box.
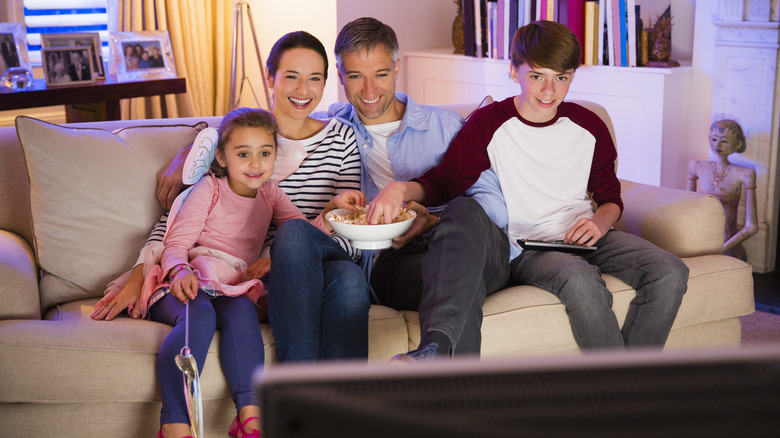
[688,1,718,165]
[335,0,456,101]
[238,0,338,113]
[238,0,455,111]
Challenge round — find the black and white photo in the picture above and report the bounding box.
[0,23,30,78]
[42,32,105,79]
[42,46,95,87]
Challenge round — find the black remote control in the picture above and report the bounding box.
[517,239,597,254]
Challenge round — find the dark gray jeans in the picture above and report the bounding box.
[371,197,510,356]
[372,197,689,354]
[509,229,689,349]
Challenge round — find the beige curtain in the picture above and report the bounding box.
[117,0,234,119]
[0,0,24,24]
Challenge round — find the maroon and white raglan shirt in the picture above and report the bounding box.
[415,97,623,249]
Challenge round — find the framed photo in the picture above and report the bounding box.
[42,46,95,87]
[0,22,30,78]
[109,31,176,82]
[42,32,105,80]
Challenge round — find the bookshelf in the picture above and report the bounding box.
[405,48,692,189]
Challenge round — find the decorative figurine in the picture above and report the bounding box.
[646,8,680,67]
[688,119,758,260]
[452,0,465,55]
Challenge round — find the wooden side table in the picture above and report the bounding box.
[0,75,187,122]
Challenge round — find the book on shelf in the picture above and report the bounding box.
[618,0,628,66]
[597,0,606,65]
[610,0,622,66]
[546,0,555,21]
[584,1,598,65]
[457,0,647,68]
[604,0,614,65]
[475,0,486,57]
[559,0,569,25]
[566,0,586,63]
[626,0,637,67]
[487,0,495,58]
[496,0,510,59]
[509,0,520,54]
[462,0,476,57]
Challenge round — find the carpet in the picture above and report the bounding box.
[740,310,780,345]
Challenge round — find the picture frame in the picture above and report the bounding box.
[42,32,105,80]
[109,31,176,82]
[0,22,31,78]
[42,46,96,87]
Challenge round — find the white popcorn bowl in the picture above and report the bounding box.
[325,208,417,250]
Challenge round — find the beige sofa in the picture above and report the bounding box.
[0,101,755,437]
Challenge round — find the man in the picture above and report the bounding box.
[68,50,90,81]
[150,45,165,68]
[368,20,688,351]
[328,17,508,360]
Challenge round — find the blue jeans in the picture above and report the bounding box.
[509,229,688,349]
[268,219,370,362]
[372,197,510,356]
[149,292,264,425]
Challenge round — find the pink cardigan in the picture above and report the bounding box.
[139,175,326,314]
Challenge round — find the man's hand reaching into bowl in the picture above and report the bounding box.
[367,181,425,225]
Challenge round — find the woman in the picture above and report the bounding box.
[124,44,138,70]
[94,31,369,365]
[262,31,369,362]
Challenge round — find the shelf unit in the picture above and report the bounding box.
[405,48,692,189]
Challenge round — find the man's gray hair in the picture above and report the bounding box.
[335,17,399,64]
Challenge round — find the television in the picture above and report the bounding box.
[254,346,780,437]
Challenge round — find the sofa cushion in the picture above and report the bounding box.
[0,300,406,405]
[15,117,207,311]
[401,255,754,358]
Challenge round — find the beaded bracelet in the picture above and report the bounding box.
[169,264,193,282]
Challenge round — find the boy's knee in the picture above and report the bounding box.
[556,266,609,302]
[655,253,689,289]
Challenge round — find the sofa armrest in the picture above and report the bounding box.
[0,230,41,320]
[614,179,726,258]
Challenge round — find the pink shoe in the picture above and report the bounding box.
[228,415,261,438]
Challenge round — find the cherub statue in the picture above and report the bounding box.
[688,119,757,260]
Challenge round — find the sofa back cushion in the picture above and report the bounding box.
[0,125,34,247]
[15,116,207,311]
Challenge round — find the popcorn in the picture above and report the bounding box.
[330,206,414,225]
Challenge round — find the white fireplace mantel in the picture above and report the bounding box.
[710,15,780,272]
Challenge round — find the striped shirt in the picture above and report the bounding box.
[267,118,362,260]
[141,118,362,263]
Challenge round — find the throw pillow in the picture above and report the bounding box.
[15,116,207,311]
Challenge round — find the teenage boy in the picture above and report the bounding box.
[368,20,689,350]
[328,17,509,360]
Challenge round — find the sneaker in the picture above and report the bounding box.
[388,342,441,365]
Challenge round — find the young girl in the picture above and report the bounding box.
[146,108,306,438]
[96,30,368,368]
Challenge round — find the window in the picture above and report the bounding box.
[22,0,112,65]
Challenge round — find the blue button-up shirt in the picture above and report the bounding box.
[322,92,517,260]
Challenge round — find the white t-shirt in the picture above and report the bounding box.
[364,120,401,191]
